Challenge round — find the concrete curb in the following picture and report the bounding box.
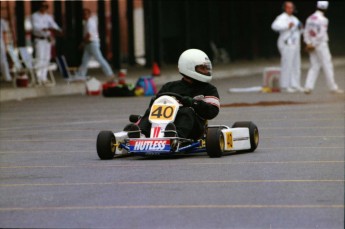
[0,83,86,102]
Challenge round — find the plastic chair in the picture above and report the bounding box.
[18,47,56,86]
[6,45,34,87]
[55,55,86,82]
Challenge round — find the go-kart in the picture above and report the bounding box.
[96,92,259,159]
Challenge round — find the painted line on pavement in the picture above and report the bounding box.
[0,120,116,131]
[0,150,87,154]
[240,118,343,121]
[1,127,341,133]
[0,145,343,155]
[259,146,343,150]
[262,136,344,139]
[0,139,94,142]
[1,179,343,187]
[0,129,97,132]
[0,204,343,211]
[0,135,343,143]
[0,160,343,169]
[259,126,344,130]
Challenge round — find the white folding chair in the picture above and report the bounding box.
[55,55,87,83]
[18,47,56,86]
[6,45,34,87]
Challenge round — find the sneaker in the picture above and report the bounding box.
[123,124,141,138]
[331,89,344,94]
[42,81,54,87]
[286,87,296,93]
[304,88,312,94]
[164,123,177,137]
[294,87,304,92]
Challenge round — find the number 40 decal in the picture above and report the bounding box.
[150,105,176,120]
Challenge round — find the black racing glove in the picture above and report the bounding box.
[180,96,194,107]
[180,96,219,119]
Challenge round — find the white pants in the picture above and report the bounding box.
[34,39,51,82]
[278,43,301,89]
[304,42,338,91]
[0,39,11,81]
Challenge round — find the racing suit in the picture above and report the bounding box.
[271,12,302,90]
[138,78,220,140]
[304,10,339,91]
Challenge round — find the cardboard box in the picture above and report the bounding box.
[262,67,280,93]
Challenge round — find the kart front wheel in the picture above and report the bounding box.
[206,127,225,158]
[97,131,116,160]
[232,121,259,152]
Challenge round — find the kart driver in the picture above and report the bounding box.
[132,49,220,140]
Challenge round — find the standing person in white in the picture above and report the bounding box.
[0,18,11,82]
[31,1,62,85]
[77,9,124,84]
[271,1,303,93]
[303,1,343,94]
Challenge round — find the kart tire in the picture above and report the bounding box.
[97,131,116,160]
[232,121,259,152]
[206,127,225,158]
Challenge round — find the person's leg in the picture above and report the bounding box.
[88,42,114,77]
[290,46,301,89]
[279,46,290,89]
[40,40,51,82]
[138,107,200,139]
[34,40,46,82]
[304,50,321,91]
[319,43,338,91]
[137,110,151,137]
[77,44,91,77]
[283,47,295,90]
[174,107,195,139]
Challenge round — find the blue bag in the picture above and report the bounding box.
[135,76,157,96]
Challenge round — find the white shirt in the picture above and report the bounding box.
[304,10,329,47]
[271,12,302,46]
[31,12,60,38]
[83,16,99,42]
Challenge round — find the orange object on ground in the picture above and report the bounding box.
[152,62,160,76]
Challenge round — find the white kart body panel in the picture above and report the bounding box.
[221,127,251,151]
[148,96,180,138]
[114,95,181,154]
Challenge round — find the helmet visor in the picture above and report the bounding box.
[195,63,212,76]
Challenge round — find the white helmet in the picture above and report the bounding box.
[178,49,212,83]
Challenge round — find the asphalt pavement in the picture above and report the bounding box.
[0,63,344,228]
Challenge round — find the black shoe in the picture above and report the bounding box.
[164,123,177,137]
[123,124,141,138]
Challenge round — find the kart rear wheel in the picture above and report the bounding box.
[97,131,116,160]
[232,121,259,152]
[206,127,225,158]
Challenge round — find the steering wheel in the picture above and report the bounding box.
[156,92,183,101]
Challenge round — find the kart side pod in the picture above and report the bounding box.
[221,128,251,151]
[216,121,259,153]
